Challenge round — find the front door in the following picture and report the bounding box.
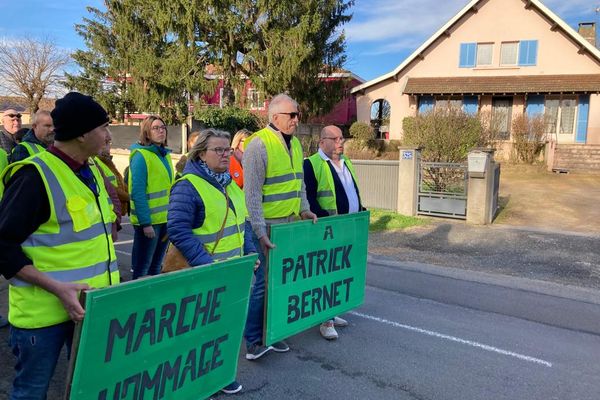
[492,97,513,140]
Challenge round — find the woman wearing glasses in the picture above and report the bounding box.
[167,128,258,395]
[128,116,174,279]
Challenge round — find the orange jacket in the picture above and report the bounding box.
[229,155,244,188]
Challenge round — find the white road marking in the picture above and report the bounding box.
[350,311,553,368]
[116,250,131,256]
[114,239,134,245]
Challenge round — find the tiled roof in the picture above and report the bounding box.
[404,75,600,95]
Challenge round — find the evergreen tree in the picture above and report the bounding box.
[64,6,132,121]
[247,0,353,117]
[67,0,353,122]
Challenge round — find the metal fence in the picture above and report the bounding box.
[417,162,468,219]
[352,159,399,211]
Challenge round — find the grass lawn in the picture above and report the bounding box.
[368,209,429,232]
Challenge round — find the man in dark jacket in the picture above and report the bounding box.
[0,92,118,400]
[10,110,54,162]
[0,109,22,153]
[303,124,364,340]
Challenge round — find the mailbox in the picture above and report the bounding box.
[468,151,489,178]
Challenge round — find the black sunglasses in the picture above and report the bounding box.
[278,112,300,119]
[6,113,21,119]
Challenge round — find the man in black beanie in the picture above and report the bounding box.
[0,92,120,400]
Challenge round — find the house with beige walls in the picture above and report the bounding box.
[351,0,600,168]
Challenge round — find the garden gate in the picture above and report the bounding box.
[417,162,468,219]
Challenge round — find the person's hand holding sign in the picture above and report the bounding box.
[253,257,261,271]
[259,235,276,255]
[300,210,317,224]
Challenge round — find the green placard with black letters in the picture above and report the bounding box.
[264,211,369,346]
[67,255,256,400]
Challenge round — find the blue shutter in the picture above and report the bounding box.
[462,96,478,114]
[576,95,590,143]
[459,43,476,67]
[526,95,544,117]
[418,96,434,114]
[518,40,538,66]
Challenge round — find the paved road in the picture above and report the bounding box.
[1,221,599,399]
[219,260,600,400]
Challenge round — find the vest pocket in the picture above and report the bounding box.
[67,196,99,232]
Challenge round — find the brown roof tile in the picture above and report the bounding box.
[404,74,600,95]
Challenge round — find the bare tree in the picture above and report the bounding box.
[0,37,70,113]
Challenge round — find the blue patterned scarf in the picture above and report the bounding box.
[197,159,232,188]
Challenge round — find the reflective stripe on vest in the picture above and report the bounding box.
[18,141,44,156]
[11,260,119,287]
[253,127,303,218]
[307,153,359,216]
[3,152,118,329]
[179,174,247,262]
[94,157,118,188]
[128,148,174,225]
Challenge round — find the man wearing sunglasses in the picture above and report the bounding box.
[1,109,23,153]
[303,124,365,340]
[242,93,317,361]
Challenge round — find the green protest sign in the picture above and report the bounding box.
[67,255,256,400]
[264,211,369,346]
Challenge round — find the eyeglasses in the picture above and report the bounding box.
[6,113,21,119]
[322,136,345,143]
[151,125,167,131]
[278,112,301,119]
[207,147,234,156]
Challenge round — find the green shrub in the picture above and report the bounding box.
[349,121,386,154]
[298,133,320,157]
[349,121,374,142]
[402,110,490,162]
[193,106,262,134]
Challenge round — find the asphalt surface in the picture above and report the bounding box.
[1,219,599,399]
[369,221,600,290]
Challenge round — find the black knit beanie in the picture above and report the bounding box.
[51,92,109,141]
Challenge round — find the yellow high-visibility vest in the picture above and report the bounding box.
[128,148,174,225]
[0,148,7,173]
[0,152,119,329]
[13,141,44,157]
[94,156,118,188]
[251,127,303,218]
[178,174,247,261]
[307,153,359,216]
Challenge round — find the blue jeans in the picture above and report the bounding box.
[244,231,266,348]
[131,223,169,279]
[9,321,74,400]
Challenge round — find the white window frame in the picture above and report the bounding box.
[500,42,518,66]
[476,43,493,66]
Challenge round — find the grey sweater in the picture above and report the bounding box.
[242,125,310,239]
